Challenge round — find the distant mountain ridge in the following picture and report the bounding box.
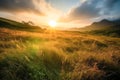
[75,19,120,31]
[91,19,114,27]
[84,19,120,37]
[69,19,120,37]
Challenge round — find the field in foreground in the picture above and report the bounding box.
[0,28,120,80]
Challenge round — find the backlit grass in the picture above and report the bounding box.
[0,28,120,80]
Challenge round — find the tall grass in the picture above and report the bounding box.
[0,28,120,80]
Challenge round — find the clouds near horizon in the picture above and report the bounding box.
[59,0,120,23]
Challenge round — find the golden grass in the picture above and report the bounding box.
[0,28,120,80]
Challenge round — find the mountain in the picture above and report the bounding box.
[84,19,120,37]
[70,19,120,37]
[0,17,44,32]
[80,19,120,31]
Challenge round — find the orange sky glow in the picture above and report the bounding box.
[0,0,119,29]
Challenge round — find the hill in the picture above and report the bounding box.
[0,17,44,32]
[77,19,120,31]
[73,19,120,37]
[87,19,120,30]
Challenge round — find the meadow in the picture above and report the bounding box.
[0,27,120,80]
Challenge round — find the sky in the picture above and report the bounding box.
[0,0,120,29]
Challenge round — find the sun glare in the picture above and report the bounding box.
[49,20,57,28]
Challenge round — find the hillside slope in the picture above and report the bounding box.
[87,19,120,30]
[0,17,44,32]
[75,19,120,37]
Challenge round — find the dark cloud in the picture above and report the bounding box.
[102,0,120,16]
[0,0,43,14]
[105,0,119,9]
[60,0,120,22]
[69,0,100,19]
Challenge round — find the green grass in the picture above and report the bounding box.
[0,28,120,80]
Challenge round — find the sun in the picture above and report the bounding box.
[48,20,57,28]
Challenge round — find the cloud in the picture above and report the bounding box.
[59,0,120,23]
[102,0,120,15]
[105,0,119,9]
[37,0,61,17]
[59,0,101,22]
[0,0,61,16]
[0,0,43,14]
[69,0,100,19]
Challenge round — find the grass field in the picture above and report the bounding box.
[0,27,120,80]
